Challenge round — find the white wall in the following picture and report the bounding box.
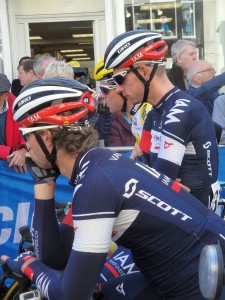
[13,0,105,15]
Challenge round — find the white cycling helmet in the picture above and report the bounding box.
[13,77,95,127]
[104,30,168,70]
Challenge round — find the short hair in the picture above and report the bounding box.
[43,60,74,79]
[33,55,55,78]
[186,60,212,85]
[171,40,196,63]
[18,59,35,72]
[18,56,32,65]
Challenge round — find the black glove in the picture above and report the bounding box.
[26,157,60,184]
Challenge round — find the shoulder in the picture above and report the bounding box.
[7,92,16,105]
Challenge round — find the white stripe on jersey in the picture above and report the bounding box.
[158,133,186,165]
[73,217,116,253]
[112,209,140,241]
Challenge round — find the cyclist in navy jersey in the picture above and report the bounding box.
[104,30,220,209]
[2,77,225,300]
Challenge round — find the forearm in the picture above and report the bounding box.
[33,184,70,269]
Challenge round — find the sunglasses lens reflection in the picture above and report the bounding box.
[100,86,110,95]
[113,74,126,85]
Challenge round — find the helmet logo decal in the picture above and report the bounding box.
[28,114,41,124]
[132,53,143,63]
[18,96,32,107]
[83,97,89,103]
[118,42,131,54]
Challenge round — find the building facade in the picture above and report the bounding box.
[0,0,225,83]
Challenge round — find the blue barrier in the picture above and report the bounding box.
[0,160,73,268]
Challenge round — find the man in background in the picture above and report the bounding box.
[167,39,197,90]
[0,73,27,172]
[17,59,38,87]
[33,55,55,79]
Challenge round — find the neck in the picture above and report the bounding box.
[56,149,76,179]
[147,78,174,106]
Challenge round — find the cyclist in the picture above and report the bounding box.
[94,56,135,147]
[104,29,220,209]
[2,77,225,300]
[94,56,151,147]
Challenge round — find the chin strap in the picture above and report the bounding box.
[130,63,158,104]
[34,132,58,169]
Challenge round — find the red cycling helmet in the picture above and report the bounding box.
[13,77,95,127]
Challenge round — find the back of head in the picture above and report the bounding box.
[0,73,11,93]
[171,39,196,63]
[18,59,35,72]
[104,30,168,69]
[18,56,32,65]
[33,55,56,79]
[13,77,95,127]
[43,60,74,79]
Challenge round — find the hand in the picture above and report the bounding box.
[7,148,28,173]
[26,157,60,185]
[130,146,143,160]
[176,178,190,193]
[1,251,35,278]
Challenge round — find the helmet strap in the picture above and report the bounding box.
[130,63,158,103]
[119,94,127,112]
[34,132,58,169]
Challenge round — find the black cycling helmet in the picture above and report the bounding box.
[104,30,168,104]
[13,77,95,126]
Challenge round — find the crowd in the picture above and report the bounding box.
[1,29,225,299]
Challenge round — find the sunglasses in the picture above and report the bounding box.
[112,67,139,85]
[20,125,60,141]
[99,85,116,95]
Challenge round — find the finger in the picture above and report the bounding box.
[1,255,9,262]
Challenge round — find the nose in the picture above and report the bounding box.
[115,85,124,93]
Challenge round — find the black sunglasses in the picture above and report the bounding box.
[112,67,139,85]
[99,85,116,95]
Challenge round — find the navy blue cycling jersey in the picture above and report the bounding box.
[30,148,225,300]
[139,87,219,207]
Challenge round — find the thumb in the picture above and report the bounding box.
[1,255,9,262]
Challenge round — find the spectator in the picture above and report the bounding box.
[94,57,135,147]
[167,39,197,90]
[103,89,135,147]
[43,60,74,79]
[11,56,32,96]
[0,73,27,172]
[17,59,38,87]
[186,59,225,116]
[33,55,55,79]
[104,30,219,208]
[212,94,225,144]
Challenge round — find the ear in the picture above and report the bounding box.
[138,63,152,80]
[39,130,54,146]
[176,55,183,65]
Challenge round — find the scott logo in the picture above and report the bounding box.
[123,179,139,198]
[203,141,211,149]
[118,42,130,54]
